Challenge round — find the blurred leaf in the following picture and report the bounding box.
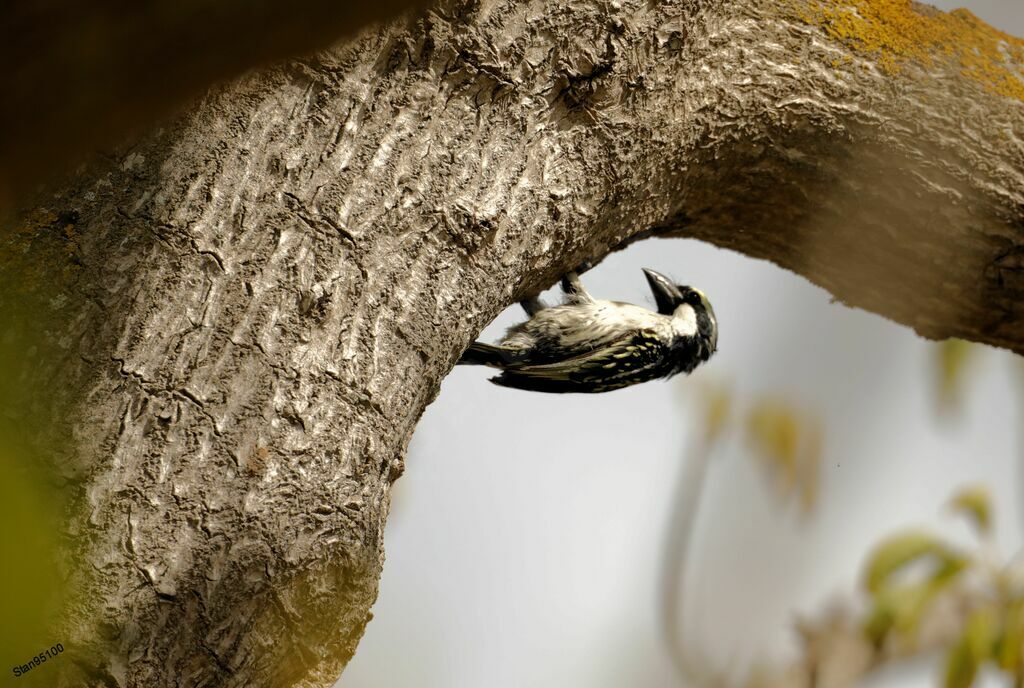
[935,339,975,413]
[798,421,823,515]
[748,401,799,476]
[994,597,1023,672]
[948,485,992,537]
[701,383,732,445]
[863,565,969,646]
[864,581,935,644]
[746,399,822,515]
[863,530,965,595]
[944,607,998,688]
[964,608,998,659]
[0,436,62,664]
[0,238,76,669]
[945,636,979,688]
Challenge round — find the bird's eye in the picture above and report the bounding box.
[684,288,709,307]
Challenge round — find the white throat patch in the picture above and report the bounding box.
[671,304,698,337]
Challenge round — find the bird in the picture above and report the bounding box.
[457,268,718,393]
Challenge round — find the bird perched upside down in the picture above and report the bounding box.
[458,268,718,393]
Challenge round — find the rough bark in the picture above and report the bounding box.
[1,0,1021,686]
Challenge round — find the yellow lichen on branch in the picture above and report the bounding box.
[795,0,1024,101]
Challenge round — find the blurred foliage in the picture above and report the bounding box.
[0,443,63,663]
[0,219,76,670]
[944,607,998,688]
[0,340,66,666]
[740,488,1022,688]
[699,382,733,445]
[693,383,823,515]
[862,530,967,642]
[861,487,1023,688]
[745,399,822,516]
[947,485,992,537]
[862,531,966,595]
[935,339,976,413]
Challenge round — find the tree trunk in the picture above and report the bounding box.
[0,0,428,201]
[2,0,1021,686]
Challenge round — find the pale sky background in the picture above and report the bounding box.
[341,3,1024,687]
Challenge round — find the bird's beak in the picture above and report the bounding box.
[642,268,683,314]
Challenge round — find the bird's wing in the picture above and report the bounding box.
[503,301,667,361]
[502,329,669,383]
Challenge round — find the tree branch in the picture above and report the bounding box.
[1,0,1021,686]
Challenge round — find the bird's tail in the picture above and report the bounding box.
[458,342,518,367]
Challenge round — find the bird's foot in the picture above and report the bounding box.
[560,266,595,304]
[520,296,546,316]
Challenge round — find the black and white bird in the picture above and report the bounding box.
[458,268,718,393]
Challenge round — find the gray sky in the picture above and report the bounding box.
[934,0,1023,33]
[341,5,1023,687]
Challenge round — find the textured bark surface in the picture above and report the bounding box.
[1,0,1022,686]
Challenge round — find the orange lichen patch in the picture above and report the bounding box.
[794,0,1024,101]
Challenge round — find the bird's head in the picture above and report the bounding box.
[642,268,718,353]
